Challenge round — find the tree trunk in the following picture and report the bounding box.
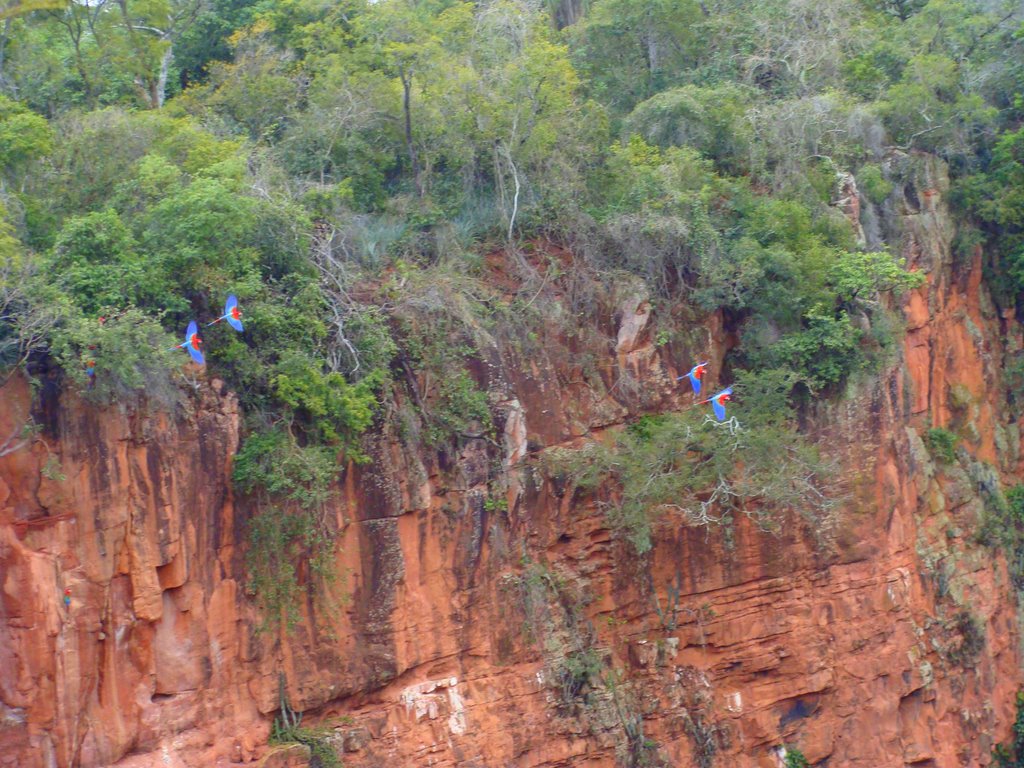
[155,41,172,107]
[551,0,586,29]
[501,143,520,243]
[0,18,12,87]
[399,65,423,197]
[645,31,658,77]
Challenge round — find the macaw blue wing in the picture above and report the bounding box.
[712,398,726,421]
[687,371,702,395]
[184,320,205,365]
[710,386,732,421]
[224,294,244,332]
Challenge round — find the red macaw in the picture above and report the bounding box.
[168,320,205,365]
[85,359,96,389]
[698,387,732,421]
[207,294,243,332]
[677,361,708,395]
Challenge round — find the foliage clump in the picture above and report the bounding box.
[994,691,1024,767]
[981,484,1024,591]
[271,677,343,768]
[783,746,810,768]
[552,371,839,553]
[925,427,959,464]
[234,429,343,629]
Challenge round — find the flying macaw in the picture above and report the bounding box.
[168,320,205,365]
[677,361,708,395]
[207,294,243,332]
[699,387,733,421]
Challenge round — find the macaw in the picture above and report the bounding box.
[168,321,205,365]
[85,359,96,389]
[677,361,708,395]
[63,588,71,609]
[207,294,243,332]
[699,387,732,421]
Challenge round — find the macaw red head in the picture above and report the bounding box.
[718,393,730,403]
[694,364,705,379]
[231,306,242,320]
[64,588,71,596]
[189,333,202,351]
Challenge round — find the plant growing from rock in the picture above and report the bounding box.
[234,429,345,631]
[550,380,841,554]
[993,691,1024,767]
[271,675,343,768]
[925,427,959,464]
[783,746,810,768]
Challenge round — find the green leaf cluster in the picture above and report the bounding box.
[993,691,1024,767]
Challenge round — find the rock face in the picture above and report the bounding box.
[1,153,1022,767]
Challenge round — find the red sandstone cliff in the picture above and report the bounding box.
[2,153,1022,767]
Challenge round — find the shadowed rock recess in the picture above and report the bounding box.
[2,155,1022,767]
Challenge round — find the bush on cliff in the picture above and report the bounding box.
[993,691,1024,767]
[553,371,840,553]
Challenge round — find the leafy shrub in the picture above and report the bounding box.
[925,428,959,464]
[272,351,382,448]
[758,309,863,393]
[49,309,181,407]
[0,95,52,176]
[235,429,343,629]
[557,648,603,704]
[993,691,1024,767]
[553,401,838,553]
[271,681,342,768]
[246,507,323,630]
[625,83,754,174]
[784,747,810,768]
[857,164,893,205]
[981,484,1024,591]
[424,369,492,447]
[0,223,60,375]
[49,210,173,316]
[233,429,339,509]
[392,292,494,449]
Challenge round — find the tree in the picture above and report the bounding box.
[0,93,53,177]
[865,0,926,22]
[35,0,204,109]
[570,0,703,113]
[113,0,206,108]
[354,0,450,197]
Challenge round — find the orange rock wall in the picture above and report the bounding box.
[1,152,1022,767]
